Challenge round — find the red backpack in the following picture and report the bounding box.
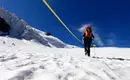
[85,26,92,37]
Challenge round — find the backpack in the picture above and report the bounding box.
[85,26,92,37]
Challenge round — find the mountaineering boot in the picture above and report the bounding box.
[88,51,90,57]
[85,50,88,56]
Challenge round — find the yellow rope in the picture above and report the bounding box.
[42,0,82,43]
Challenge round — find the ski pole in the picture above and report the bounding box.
[93,44,96,56]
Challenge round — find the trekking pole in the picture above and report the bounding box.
[93,44,96,57]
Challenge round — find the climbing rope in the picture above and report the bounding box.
[42,0,82,43]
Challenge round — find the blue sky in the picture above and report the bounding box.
[0,0,130,47]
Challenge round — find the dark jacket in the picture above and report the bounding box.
[83,32,94,38]
[83,32,94,43]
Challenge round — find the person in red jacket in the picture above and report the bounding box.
[82,25,94,56]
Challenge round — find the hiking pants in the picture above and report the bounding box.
[84,37,92,56]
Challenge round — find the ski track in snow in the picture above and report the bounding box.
[0,37,130,80]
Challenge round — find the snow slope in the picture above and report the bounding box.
[0,36,130,80]
[0,8,76,48]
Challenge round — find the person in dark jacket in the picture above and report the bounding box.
[82,25,94,56]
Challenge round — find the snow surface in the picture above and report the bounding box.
[0,8,77,48]
[0,36,130,80]
[0,8,130,80]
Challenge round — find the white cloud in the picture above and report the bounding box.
[94,33,104,47]
[78,24,104,47]
[107,39,115,46]
[106,33,116,46]
[78,24,90,33]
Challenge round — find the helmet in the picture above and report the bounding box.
[86,25,92,31]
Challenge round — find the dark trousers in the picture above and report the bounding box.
[84,37,92,56]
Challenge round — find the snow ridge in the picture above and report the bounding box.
[0,8,76,48]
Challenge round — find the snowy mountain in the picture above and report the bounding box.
[0,36,130,80]
[1,8,130,80]
[0,8,77,48]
